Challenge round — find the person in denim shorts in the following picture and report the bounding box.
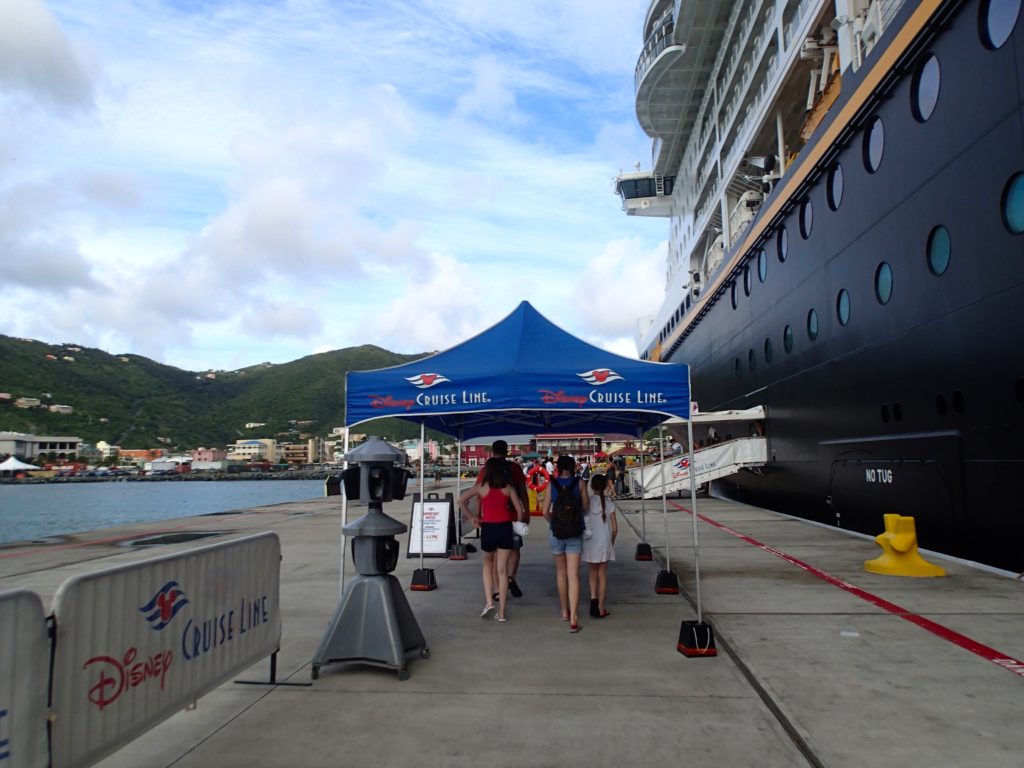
[543,455,589,632]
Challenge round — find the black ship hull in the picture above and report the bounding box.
[669,0,1024,572]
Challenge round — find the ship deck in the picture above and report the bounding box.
[2,487,1022,767]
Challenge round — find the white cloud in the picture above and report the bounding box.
[455,55,522,126]
[571,237,668,337]
[0,0,96,110]
[0,0,666,372]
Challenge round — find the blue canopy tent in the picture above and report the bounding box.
[345,301,690,436]
[338,302,705,624]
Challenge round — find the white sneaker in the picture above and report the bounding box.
[512,521,530,537]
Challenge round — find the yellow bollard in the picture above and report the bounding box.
[864,514,946,577]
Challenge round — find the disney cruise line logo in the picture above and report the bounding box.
[139,581,190,630]
[577,369,623,386]
[405,373,451,389]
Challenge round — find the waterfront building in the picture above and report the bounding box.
[534,434,602,461]
[119,448,164,465]
[192,447,228,462]
[227,438,277,463]
[0,432,81,460]
[95,442,123,462]
[279,442,313,465]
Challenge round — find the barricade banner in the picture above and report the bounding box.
[50,533,282,768]
[0,589,48,768]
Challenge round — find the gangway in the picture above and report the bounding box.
[623,406,767,499]
[624,436,767,499]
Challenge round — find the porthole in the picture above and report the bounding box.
[911,54,941,122]
[1001,172,1024,234]
[927,225,951,275]
[980,0,1021,49]
[783,324,794,353]
[936,394,948,414]
[764,337,774,363]
[757,249,767,282]
[734,358,742,378]
[875,262,893,304]
[800,198,813,239]
[836,289,851,326]
[743,265,752,296]
[731,281,738,309]
[827,163,844,211]
[777,226,788,262]
[807,308,819,341]
[952,389,966,412]
[863,116,885,173]
[748,349,756,373]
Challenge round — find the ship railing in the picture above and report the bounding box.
[634,9,676,90]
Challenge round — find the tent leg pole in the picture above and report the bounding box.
[687,408,702,623]
[659,425,669,571]
[639,429,647,538]
[456,432,464,540]
[340,427,350,598]
[419,422,426,572]
[653,426,679,594]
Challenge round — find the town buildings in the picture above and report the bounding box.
[0,432,81,460]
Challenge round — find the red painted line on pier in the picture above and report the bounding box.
[671,502,1024,680]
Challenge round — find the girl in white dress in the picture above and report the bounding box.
[582,474,618,618]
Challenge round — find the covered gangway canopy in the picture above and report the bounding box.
[344,301,690,435]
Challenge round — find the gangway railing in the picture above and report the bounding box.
[624,436,767,499]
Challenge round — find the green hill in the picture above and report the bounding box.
[0,335,428,448]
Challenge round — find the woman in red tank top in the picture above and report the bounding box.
[459,457,525,622]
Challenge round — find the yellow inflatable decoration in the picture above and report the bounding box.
[864,514,946,577]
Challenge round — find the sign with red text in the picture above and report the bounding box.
[408,493,455,557]
[50,533,281,768]
[0,589,48,768]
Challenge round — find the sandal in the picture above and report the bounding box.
[569,622,581,634]
[597,609,610,618]
[495,615,508,622]
[481,604,495,619]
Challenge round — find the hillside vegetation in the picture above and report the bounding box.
[0,335,428,448]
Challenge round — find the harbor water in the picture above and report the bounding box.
[0,479,325,544]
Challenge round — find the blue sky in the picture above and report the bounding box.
[1,0,667,371]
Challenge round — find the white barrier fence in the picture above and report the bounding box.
[43,532,282,768]
[0,589,48,768]
[627,437,768,498]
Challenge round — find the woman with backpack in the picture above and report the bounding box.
[582,474,618,619]
[543,455,589,633]
[459,457,526,623]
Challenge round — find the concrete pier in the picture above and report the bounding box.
[1,489,1021,767]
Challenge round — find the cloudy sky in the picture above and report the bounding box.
[1,0,667,371]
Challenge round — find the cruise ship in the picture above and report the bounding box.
[616,0,1024,572]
